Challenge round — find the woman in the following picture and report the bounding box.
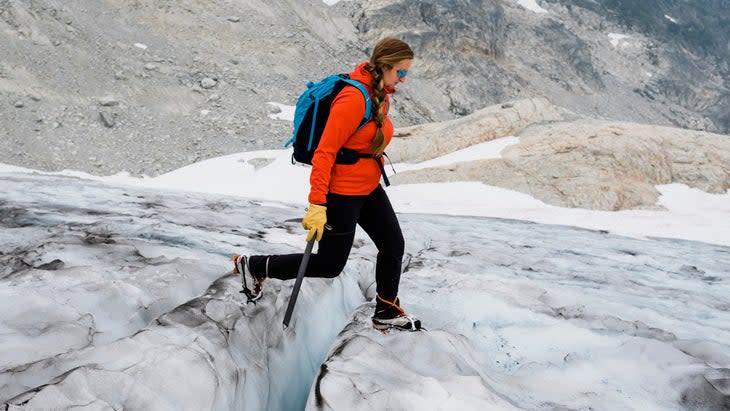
[233,37,420,331]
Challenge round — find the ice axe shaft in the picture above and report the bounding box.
[282,237,315,328]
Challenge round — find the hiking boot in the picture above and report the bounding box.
[231,255,264,303]
[372,295,421,331]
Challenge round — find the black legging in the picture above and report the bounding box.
[248,185,404,301]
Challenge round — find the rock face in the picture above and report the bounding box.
[354,0,729,133]
[1,0,728,177]
[0,0,366,176]
[391,102,730,211]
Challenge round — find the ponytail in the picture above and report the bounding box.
[367,37,413,155]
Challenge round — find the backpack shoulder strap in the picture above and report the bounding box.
[340,79,372,130]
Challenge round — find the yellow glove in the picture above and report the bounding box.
[302,204,327,241]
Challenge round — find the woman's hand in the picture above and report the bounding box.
[302,204,327,241]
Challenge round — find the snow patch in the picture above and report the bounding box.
[608,33,631,47]
[514,0,548,13]
[395,136,519,172]
[267,102,296,121]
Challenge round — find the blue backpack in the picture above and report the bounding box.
[284,74,372,165]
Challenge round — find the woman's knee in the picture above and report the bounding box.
[316,258,348,278]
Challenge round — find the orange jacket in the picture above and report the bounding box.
[309,62,394,205]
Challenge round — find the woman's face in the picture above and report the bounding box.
[382,59,413,89]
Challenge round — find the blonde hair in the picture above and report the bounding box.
[365,37,414,154]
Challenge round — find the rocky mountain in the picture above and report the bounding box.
[356,0,729,129]
[0,0,727,177]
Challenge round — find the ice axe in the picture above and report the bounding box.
[282,236,316,329]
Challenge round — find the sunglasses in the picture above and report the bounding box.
[397,69,408,78]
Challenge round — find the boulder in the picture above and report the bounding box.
[392,118,730,211]
[387,97,571,163]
